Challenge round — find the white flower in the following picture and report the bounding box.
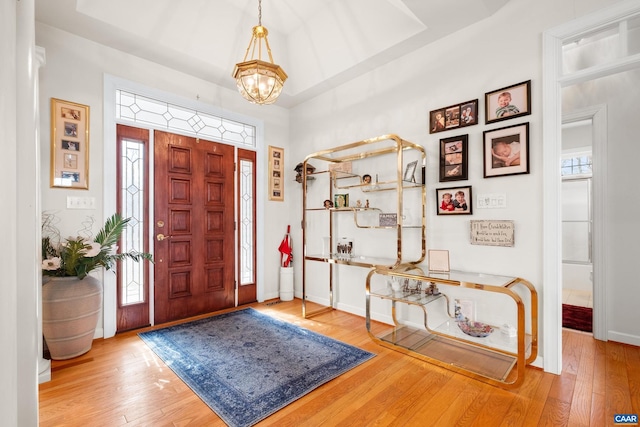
[42,257,61,271]
[82,242,102,257]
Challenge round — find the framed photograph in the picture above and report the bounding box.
[403,160,418,182]
[429,99,478,134]
[436,185,472,215]
[483,122,530,178]
[439,135,468,182]
[459,100,478,127]
[429,109,446,133]
[379,213,397,227]
[268,146,284,201]
[63,153,78,169]
[50,98,89,189]
[428,249,450,272]
[334,193,349,208]
[485,80,531,124]
[445,105,460,129]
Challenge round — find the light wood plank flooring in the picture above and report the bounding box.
[39,299,640,426]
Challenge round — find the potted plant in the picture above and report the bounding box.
[41,213,152,359]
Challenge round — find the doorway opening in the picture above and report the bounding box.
[561,120,593,332]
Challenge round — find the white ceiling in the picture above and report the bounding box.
[35,0,509,107]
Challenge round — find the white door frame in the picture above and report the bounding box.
[542,0,640,374]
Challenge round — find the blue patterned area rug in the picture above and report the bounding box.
[138,308,375,427]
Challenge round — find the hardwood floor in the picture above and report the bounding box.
[39,299,640,426]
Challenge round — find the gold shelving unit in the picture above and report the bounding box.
[301,134,426,318]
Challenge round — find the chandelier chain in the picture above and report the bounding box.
[258,0,262,26]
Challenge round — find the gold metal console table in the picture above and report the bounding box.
[366,266,538,389]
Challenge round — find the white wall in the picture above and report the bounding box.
[288,0,634,361]
[36,23,292,324]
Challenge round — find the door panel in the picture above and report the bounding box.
[154,131,235,324]
[237,149,257,305]
[116,124,150,332]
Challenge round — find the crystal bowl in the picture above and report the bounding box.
[456,320,494,338]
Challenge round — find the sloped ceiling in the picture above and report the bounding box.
[35,0,509,107]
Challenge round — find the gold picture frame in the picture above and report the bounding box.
[50,98,89,189]
[268,145,284,201]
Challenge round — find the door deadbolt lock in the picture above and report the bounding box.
[157,220,165,227]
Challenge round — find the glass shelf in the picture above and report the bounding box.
[304,254,406,269]
[305,207,380,212]
[361,181,423,192]
[375,325,519,383]
[304,207,422,229]
[369,287,443,306]
[431,319,533,358]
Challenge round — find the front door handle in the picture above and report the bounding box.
[156,233,171,241]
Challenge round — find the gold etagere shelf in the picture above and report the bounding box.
[301,134,426,318]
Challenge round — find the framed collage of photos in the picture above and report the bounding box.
[439,135,468,182]
[50,98,90,189]
[268,145,284,201]
[429,99,478,134]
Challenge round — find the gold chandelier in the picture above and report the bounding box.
[232,0,287,105]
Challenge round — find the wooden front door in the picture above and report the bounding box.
[153,131,235,324]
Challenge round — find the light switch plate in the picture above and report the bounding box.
[476,193,507,209]
[67,196,96,209]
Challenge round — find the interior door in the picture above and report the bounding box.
[153,131,235,324]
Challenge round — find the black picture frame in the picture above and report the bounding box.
[485,80,531,124]
[483,122,530,178]
[436,185,472,215]
[439,135,468,182]
[429,99,478,134]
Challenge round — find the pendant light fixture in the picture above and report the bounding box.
[232,0,287,105]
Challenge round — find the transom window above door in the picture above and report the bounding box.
[115,89,256,147]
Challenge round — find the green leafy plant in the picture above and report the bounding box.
[42,213,153,279]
